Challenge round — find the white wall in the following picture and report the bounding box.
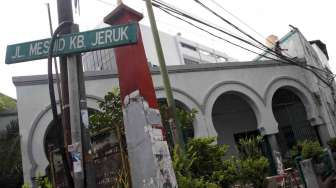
[14,60,336,184]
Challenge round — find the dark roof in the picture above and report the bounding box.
[103,3,143,25]
[309,40,329,60]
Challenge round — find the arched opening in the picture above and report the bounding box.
[212,92,259,156]
[44,108,122,187]
[158,99,195,148]
[272,88,320,156]
[43,115,67,187]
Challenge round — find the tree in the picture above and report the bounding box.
[0,119,23,188]
[89,89,270,188]
[89,89,198,187]
[0,93,17,112]
[89,88,130,188]
[173,136,270,188]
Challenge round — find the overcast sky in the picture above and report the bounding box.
[0,0,335,99]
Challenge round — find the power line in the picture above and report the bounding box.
[154,5,300,67]
[209,0,267,42]
[153,0,302,65]
[95,0,115,6]
[151,0,333,86]
[152,0,269,53]
[152,0,255,43]
[208,0,294,58]
[153,0,296,63]
[157,7,263,57]
[193,0,271,51]
[192,0,334,85]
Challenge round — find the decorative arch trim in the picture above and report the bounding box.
[202,81,266,137]
[264,76,312,104]
[27,95,102,177]
[203,81,265,108]
[155,86,202,112]
[264,76,319,124]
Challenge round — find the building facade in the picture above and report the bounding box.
[14,27,336,184]
[82,24,235,72]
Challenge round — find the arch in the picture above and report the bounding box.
[271,88,320,155]
[155,87,202,112]
[264,77,321,126]
[212,92,259,156]
[27,95,102,177]
[203,81,266,137]
[155,87,206,137]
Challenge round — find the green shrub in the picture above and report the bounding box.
[236,136,269,188]
[173,136,270,188]
[21,184,30,188]
[239,156,269,188]
[173,137,230,187]
[237,135,264,159]
[301,140,323,160]
[327,137,336,151]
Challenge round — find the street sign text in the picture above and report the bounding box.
[5,23,137,64]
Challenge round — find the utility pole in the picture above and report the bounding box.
[76,47,97,188]
[56,1,75,187]
[144,0,185,149]
[67,51,85,187]
[57,0,73,171]
[56,0,96,187]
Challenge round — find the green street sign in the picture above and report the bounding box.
[5,22,137,64]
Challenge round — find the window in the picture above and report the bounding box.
[181,42,197,51]
[184,58,199,65]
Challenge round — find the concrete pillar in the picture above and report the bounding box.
[300,159,320,188]
[316,124,331,146]
[266,134,281,175]
[266,134,280,152]
[123,91,177,187]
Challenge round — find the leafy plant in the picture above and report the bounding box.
[90,89,271,187]
[235,136,269,188]
[327,137,336,152]
[89,88,123,135]
[238,156,269,188]
[237,135,264,159]
[0,92,16,111]
[159,102,197,148]
[173,137,229,188]
[34,174,52,188]
[89,88,130,187]
[21,184,30,188]
[301,140,323,160]
[173,136,270,188]
[0,119,23,188]
[90,89,201,187]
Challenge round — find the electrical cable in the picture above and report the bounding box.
[152,0,329,85]
[209,0,266,41]
[152,0,268,53]
[158,7,266,58]
[193,0,335,83]
[47,20,74,188]
[153,0,302,65]
[153,0,334,86]
[153,1,292,60]
[208,0,295,59]
[193,0,278,53]
[158,7,312,67]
